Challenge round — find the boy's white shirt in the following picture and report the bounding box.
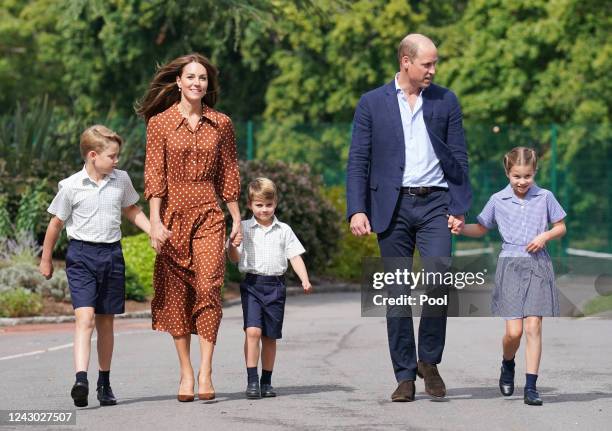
[232,216,305,276]
[47,167,140,243]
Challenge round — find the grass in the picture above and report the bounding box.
[583,295,612,316]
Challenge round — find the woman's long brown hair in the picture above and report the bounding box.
[135,53,219,123]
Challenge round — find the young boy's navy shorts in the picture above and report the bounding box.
[65,240,126,314]
[240,273,286,339]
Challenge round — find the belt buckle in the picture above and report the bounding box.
[407,187,416,196]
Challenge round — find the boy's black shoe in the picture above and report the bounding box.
[71,381,89,407]
[246,381,261,399]
[97,385,117,406]
[260,383,276,398]
[499,366,515,396]
[524,388,543,406]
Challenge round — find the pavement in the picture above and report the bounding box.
[0,291,611,431]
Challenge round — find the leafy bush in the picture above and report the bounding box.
[234,160,342,272]
[121,233,155,300]
[322,185,379,281]
[0,195,11,238]
[0,231,42,266]
[0,231,71,304]
[0,288,43,317]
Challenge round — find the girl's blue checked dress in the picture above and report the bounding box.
[477,184,567,318]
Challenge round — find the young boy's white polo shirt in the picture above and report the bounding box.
[237,216,305,276]
[48,167,140,243]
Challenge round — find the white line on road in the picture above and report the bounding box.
[0,330,150,362]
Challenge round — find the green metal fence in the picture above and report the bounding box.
[233,121,612,256]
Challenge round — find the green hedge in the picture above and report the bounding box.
[121,233,155,301]
[322,185,379,281]
[234,160,342,273]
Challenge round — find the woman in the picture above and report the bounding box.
[137,53,242,402]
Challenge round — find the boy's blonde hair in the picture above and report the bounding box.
[80,125,123,160]
[247,177,277,203]
[503,146,538,174]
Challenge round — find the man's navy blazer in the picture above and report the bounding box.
[346,81,472,234]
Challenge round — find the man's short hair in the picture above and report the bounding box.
[80,125,123,160]
[397,36,420,64]
[247,177,277,203]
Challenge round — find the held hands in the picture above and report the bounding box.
[447,214,465,235]
[150,220,172,253]
[39,260,53,280]
[350,213,371,236]
[229,220,243,247]
[526,233,547,253]
[302,280,313,294]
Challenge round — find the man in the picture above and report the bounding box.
[346,34,471,401]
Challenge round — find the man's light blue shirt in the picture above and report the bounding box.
[395,75,448,188]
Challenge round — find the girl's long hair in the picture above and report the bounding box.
[135,53,219,123]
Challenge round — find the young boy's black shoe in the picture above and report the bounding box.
[260,383,276,398]
[524,388,543,406]
[71,381,89,407]
[97,385,117,406]
[246,381,261,399]
[499,366,515,396]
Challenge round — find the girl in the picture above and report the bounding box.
[460,147,566,406]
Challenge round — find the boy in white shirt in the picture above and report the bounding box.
[227,177,312,399]
[39,125,161,407]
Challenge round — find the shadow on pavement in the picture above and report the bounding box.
[86,384,357,407]
[446,387,612,403]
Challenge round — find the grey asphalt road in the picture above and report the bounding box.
[1,292,611,431]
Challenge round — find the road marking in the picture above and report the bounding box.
[0,330,150,362]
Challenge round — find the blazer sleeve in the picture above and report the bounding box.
[446,91,469,179]
[346,95,372,221]
[446,91,471,215]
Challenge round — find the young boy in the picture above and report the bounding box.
[227,177,312,399]
[39,125,160,407]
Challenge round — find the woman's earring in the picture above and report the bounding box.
[178,86,181,92]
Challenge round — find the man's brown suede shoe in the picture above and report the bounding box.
[391,380,415,402]
[417,361,446,398]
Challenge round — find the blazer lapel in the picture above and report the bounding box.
[383,81,405,150]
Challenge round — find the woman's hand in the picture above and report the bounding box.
[229,220,243,247]
[150,220,172,253]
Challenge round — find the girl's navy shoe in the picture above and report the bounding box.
[524,388,543,406]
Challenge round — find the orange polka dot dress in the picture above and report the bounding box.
[144,104,240,342]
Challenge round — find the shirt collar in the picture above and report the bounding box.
[78,166,115,185]
[171,103,219,129]
[500,183,543,202]
[394,73,423,98]
[248,215,280,230]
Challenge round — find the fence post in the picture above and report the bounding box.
[247,120,254,161]
[550,124,558,196]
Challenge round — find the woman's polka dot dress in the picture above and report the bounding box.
[144,104,240,343]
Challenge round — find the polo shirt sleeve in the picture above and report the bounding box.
[284,226,306,259]
[47,180,73,222]
[546,192,567,223]
[120,171,141,207]
[476,196,497,229]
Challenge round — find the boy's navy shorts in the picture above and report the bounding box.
[240,273,286,339]
[65,240,126,314]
